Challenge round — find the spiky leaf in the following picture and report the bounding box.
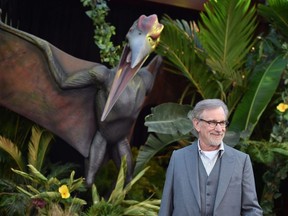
[28,126,53,171]
[28,164,47,182]
[156,15,218,99]
[0,136,25,171]
[108,156,127,204]
[198,0,257,77]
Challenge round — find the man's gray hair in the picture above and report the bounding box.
[187,99,229,120]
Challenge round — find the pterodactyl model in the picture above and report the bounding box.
[0,13,164,186]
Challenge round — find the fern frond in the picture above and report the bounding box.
[198,0,257,79]
[156,15,220,99]
[28,126,41,168]
[28,126,52,171]
[0,136,25,171]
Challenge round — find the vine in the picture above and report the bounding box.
[80,0,122,67]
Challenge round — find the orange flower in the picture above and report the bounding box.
[277,103,288,113]
[58,185,70,199]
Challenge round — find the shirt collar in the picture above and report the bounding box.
[197,140,225,157]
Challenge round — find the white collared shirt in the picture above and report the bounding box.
[198,141,225,175]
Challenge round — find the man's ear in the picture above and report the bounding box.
[192,118,200,132]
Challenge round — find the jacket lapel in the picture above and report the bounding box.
[184,141,201,209]
[214,144,235,209]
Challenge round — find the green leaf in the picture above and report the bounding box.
[229,55,287,137]
[92,184,100,204]
[69,177,85,192]
[0,136,26,171]
[134,132,191,175]
[27,185,40,194]
[258,0,288,38]
[32,191,60,200]
[156,16,218,99]
[242,140,275,164]
[271,147,288,157]
[11,168,34,182]
[28,126,53,171]
[108,156,126,204]
[144,103,193,135]
[27,164,47,182]
[124,166,150,195]
[71,197,87,206]
[199,0,257,76]
[68,170,75,188]
[16,186,34,197]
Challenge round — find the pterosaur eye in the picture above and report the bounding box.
[149,35,157,42]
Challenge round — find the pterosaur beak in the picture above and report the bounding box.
[100,14,164,121]
[100,45,149,121]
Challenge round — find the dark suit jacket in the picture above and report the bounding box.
[159,141,263,216]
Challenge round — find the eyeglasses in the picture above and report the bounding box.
[199,118,229,128]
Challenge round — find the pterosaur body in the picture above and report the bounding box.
[0,14,163,185]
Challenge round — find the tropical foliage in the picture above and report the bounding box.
[134,0,288,214]
[135,0,261,173]
[1,0,288,215]
[85,157,160,216]
[12,165,86,216]
[0,125,80,215]
[1,156,159,215]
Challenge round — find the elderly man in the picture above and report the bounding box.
[159,99,262,216]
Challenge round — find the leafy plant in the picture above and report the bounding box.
[134,103,193,174]
[0,125,53,177]
[258,0,288,39]
[0,125,79,215]
[238,140,288,216]
[135,0,259,175]
[135,0,288,214]
[12,164,87,216]
[85,156,160,216]
[80,0,122,67]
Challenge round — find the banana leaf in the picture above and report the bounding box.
[229,55,287,138]
[135,103,194,175]
[144,103,193,135]
[134,132,192,175]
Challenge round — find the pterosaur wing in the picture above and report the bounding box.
[0,20,98,157]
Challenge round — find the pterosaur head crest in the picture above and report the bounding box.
[101,14,164,121]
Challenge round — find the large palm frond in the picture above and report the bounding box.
[0,136,25,172]
[198,0,257,81]
[156,15,220,100]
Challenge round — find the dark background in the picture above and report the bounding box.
[0,0,200,62]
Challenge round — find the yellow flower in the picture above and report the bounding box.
[277,103,288,113]
[58,185,70,199]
